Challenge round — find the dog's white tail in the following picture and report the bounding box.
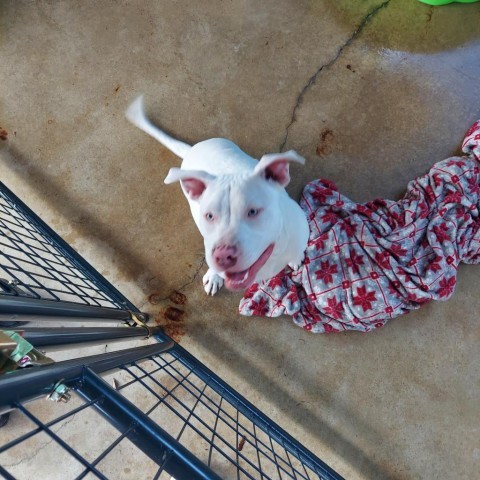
[125,95,191,159]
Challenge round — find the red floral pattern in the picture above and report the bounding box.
[239,121,480,333]
[314,261,338,284]
[353,286,377,312]
[324,296,344,319]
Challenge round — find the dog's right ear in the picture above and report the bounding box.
[164,168,216,200]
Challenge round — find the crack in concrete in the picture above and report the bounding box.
[3,413,78,468]
[279,0,391,152]
[176,255,206,293]
[145,255,206,307]
[425,5,435,24]
[137,256,206,311]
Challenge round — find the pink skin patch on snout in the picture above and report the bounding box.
[223,244,275,291]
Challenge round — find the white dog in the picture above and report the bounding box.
[126,96,309,295]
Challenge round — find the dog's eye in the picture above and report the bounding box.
[205,212,215,222]
[248,208,260,217]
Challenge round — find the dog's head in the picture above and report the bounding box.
[165,151,304,291]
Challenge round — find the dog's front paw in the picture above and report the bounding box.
[203,269,224,296]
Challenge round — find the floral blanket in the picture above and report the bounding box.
[239,120,480,333]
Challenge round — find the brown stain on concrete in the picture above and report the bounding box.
[153,293,189,342]
[164,306,186,322]
[316,128,334,157]
[155,307,187,343]
[162,322,187,343]
[169,290,187,305]
[148,293,162,305]
[147,290,187,306]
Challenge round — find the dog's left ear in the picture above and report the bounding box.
[253,150,305,187]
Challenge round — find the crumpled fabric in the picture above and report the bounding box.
[239,120,480,333]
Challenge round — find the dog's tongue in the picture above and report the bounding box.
[224,244,274,291]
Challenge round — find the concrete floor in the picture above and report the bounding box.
[1,1,479,479]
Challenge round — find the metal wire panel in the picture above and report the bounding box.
[112,347,339,480]
[0,345,342,480]
[0,182,342,479]
[0,182,132,311]
[0,393,162,479]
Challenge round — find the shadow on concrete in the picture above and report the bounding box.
[190,321,408,480]
[0,147,399,478]
[0,144,168,294]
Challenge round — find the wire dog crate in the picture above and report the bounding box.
[0,181,343,480]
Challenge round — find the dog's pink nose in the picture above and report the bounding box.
[213,245,237,270]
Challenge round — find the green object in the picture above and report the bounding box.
[418,0,479,5]
[0,330,54,374]
[7,331,34,364]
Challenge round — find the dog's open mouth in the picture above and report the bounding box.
[224,244,275,291]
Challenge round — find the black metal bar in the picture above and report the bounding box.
[77,368,222,480]
[15,325,164,348]
[17,402,109,480]
[0,294,144,321]
[0,464,16,480]
[155,333,344,480]
[0,181,139,312]
[0,341,173,408]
